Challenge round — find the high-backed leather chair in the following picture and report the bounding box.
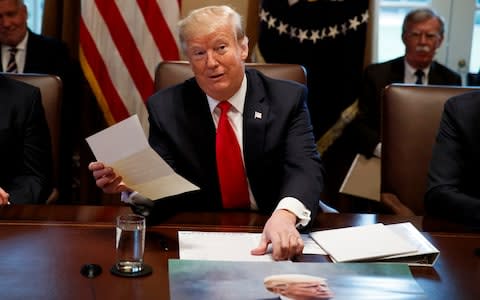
[154,61,306,91]
[467,72,480,86]
[380,84,479,215]
[2,73,63,204]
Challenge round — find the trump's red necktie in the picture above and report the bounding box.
[215,101,250,209]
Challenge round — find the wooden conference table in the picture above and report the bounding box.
[0,205,479,299]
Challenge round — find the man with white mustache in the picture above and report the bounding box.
[344,7,461,159]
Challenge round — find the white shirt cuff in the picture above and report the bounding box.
[275,197,311,227]
[120,191,138,204]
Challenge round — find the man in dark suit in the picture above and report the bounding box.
[425,91,480,225]
[347,8,462,158]
[2,28,70,76]
[0,74,52,205]
[89,5,326,260]
[0,0,75,201]
[320,8,462,208]
[0,0,70,76]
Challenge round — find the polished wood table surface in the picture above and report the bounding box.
[0,205,479,299]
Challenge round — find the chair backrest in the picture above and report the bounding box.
[467,72,480,86]
[2,73,62,203]
[381,84,479,214]
[154,61,306,91]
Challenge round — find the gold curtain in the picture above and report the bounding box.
[41,0,80,58]
[41,0,112,204]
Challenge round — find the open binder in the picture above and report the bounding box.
[309,222,439,266]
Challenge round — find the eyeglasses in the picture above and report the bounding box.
[406,31,441,41]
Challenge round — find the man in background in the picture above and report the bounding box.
[322,8,462,207]
[0,0,75,201]
[0,74,52,205]
[346,7,462,159]
[0,0,70,77]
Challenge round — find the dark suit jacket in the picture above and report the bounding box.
[144,68,324,223]
[0,74,52,203]
[347,56,462,157]
[425,91,480,225]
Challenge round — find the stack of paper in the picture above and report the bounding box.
[309,222,439,266]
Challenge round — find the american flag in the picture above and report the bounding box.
[79,0,181,131]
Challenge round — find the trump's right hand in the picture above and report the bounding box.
[88,162,131,194]
[0,187,10,205]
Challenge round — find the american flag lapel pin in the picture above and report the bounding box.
[254,111,262,120]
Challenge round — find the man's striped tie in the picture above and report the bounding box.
[6,48,18,73]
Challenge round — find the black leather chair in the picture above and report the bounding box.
[380,84,479,215]
[466,72,480,86]
[2,73,62,204]
[154,60,306,91]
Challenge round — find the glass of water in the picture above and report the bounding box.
[115,214,145,273]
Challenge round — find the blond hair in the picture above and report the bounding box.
[178,5,247,54]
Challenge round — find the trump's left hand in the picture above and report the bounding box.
[251,209,303,260]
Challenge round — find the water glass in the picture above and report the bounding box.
[115,214,145,273]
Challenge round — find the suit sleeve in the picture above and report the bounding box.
[425,99,480,224]
[8,88,52,203]
[146,97,178,170]
[279,85,324,220]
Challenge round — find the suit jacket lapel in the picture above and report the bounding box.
[243,69,268,174]
[182,79,217,163]
[390,57,405,83]
[181,79,220,204]
[24,30,40,73]
[24,30,58,74]
[428,61,443,84]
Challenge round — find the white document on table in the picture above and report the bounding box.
[86,115,199,200]
[178,231,326,262]
[309,223,417,263]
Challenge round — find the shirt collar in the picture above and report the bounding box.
[207,74,247,115]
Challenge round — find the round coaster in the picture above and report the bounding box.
[110,264,153,277]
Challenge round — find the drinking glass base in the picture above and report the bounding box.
[110,264,153,277]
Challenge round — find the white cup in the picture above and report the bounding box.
[115,214,146,273]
